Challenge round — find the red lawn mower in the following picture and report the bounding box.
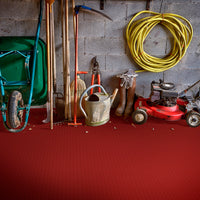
[132,79,200,127]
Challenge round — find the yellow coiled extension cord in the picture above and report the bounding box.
[126,10,193,73]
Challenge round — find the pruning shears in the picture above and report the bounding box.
[91,57,101,94]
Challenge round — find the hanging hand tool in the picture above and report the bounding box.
[100,0,105,10]
[146,0,152,10]
[75,5,112,21]
[68,5,112,126]
[90,57,101,95]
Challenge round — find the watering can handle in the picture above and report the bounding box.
[79,84,108,119]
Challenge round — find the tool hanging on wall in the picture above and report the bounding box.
[43,0,56,129]
[90,57,101,95]
[126,10,193,73]
[100,0,105,10]
[69,5,112,126]
[146,0,152,10]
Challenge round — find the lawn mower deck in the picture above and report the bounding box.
[134,97,185,121]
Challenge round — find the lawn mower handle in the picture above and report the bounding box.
[179,79,200,97]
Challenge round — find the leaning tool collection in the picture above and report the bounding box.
[0,0,199,132]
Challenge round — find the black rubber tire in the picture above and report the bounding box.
[7,90,24,129]
[186,111,200,128]
[132,109,148,125]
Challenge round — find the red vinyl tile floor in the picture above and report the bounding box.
[0,108,200,200]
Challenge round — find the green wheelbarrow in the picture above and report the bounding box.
[0,0,47,132]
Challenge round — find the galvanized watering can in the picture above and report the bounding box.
[79,84,118,126]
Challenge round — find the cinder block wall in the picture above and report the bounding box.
[0,0,200,106]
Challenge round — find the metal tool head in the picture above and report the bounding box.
[46,0,55,5]
[75,5,112,21]
[91,56,100,74]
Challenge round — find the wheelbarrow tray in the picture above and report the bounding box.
[0,36,47,106]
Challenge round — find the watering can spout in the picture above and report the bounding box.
[110,88,118,106]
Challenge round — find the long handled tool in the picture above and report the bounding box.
[61,0,71,120]
[61,0,66,102]
[64,0,71,120]
[51,6,57,93]
[42,1,51,125]
[70,0,87,123]
[72,0,76,41]
[68,7,88,126]
[68,5,112,126]
[179,80,200,97]
[43,0,55,129]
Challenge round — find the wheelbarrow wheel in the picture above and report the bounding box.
[8,90,24,129]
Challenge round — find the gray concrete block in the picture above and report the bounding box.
[143,38,168,58]
[190,19,200,37]
[162,2,200,20]
[179,53,200,70]
[106,55,135,72]
[78,20,105,38]
[0,18,46,39]
[151,0,163,13]
[187,36,200,55]
[126,1,147,20]
[164,0,193,3]
[56,84,65,94]
[0,18,17,35]
[15,20,37,35]
[105,20,127,39]
[0,0,41,20]
[103,1,127,22]
[85,37,125,55]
